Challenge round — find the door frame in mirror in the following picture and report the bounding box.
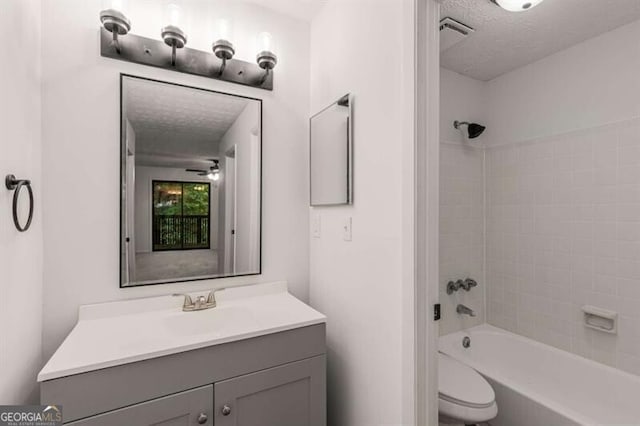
[119,73,263,288]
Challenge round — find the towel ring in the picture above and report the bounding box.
[5,174,34,232]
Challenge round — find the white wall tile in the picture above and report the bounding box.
[441,21,640,379]
[485,118,640,376]
[439,144,485,335]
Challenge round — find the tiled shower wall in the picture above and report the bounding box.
[440,143,485,335]
[485,118,640,376]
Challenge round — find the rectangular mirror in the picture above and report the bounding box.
[310,94,353,206]
[120,75,262,287]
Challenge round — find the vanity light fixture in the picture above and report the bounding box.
[98,4,276,90]
[256,32,278,84]
[99,0,131,54]
[490,0,545,12]
[161,1,188,66]
[212,18,235,75]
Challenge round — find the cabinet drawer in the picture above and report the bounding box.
[66,385,213,426]
[214,355,326,426]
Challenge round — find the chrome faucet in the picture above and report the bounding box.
[456,304,476,317]
[447,278,478,294]
[174,291,218,312]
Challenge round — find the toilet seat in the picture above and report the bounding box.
[438,352,497,424]
[440,392,494,409]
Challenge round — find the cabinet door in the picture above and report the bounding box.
[214,355,326,426]
[66,385,213,426]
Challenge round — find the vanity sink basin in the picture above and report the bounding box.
[38,282,326,381]
[162,305,256,337]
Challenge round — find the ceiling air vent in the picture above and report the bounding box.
[440,17,474,52]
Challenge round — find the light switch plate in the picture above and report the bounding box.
[343,217,352,241]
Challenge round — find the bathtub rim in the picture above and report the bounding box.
[439,323,640,426]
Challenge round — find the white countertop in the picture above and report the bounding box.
[38,282,326,381]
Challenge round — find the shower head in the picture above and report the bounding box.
[454,120,486,139]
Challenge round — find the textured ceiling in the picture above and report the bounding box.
[440,0,640,81]
[124,77,251,169]
[243,0,326,21]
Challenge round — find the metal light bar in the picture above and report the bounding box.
[99,29,274,90]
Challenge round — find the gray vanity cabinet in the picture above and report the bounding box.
[66,385,213,426]
[214,355,326,426]
[41,324,326,426]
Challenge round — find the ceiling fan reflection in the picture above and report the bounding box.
[186,159,220,181]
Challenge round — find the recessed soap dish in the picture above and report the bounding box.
[582,305,617,334]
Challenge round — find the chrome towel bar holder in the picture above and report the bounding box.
[5,174,34,232]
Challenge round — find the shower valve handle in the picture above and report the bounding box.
[447,278,478,294]
[462,278,478,291]
[446,279,465,294]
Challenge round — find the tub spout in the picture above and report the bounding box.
[457,304,476,317]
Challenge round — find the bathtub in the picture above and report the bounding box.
[440,324,640,426]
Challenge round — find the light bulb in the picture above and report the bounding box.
[100,0,131,44]
[257,32,274,54]
[212,172,220,182]
[111,0,124,12]
[103,0,128,13]
[492,0,544,12]
[207,172,215,180]
[164,2,183,28]
[161,0,187,56]
[256,32,277,71]
[212,18,235,62]
[215,18,233,43]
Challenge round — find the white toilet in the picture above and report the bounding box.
[438,352,498,425]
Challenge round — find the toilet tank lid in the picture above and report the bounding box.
[438,352,495,407]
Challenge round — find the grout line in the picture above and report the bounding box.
[441,139,485,150]
[483,147,488,325]
[485,115,640,150]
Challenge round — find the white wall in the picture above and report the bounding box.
[485,19,640,146]
[0,0,42,404]
[440,68,487,145]
[42,0,310,359]
[218,102,261,274]
[482,19,640,376]
[134,166,219,254]
[309,0,415,424]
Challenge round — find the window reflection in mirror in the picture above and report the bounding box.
[120,75,262,287]
[152,181,211,252]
